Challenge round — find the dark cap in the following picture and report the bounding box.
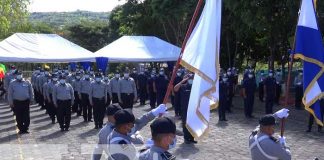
[15,70,22,75]
[95,73,102,78]
[52,73,58,78]
[150,117,176,136]
[106,104,122,116]
[114,109,135,125]
[259,114,276,126]
[59,75,66,79]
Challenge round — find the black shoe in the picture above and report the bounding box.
[77,114,81,117]
[306,129,311,132]
[83,119,87,122]
[65,128,69,131]
[184,140,192,144]
[88,120,93,122]
[189,140,197,144]
[18,131,24,134]
[249,115,255,118]
[24,130,29,134]
[51,120,55,124]
[60,128,64,132]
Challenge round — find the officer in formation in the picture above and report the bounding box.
[52,75,74,131]
[72,72,82,116]
[258,70,266,102]
[4,65,17,96]
[226,68,235,113]
[174,73,197,144]
[294,69,303,110]
[79,72,92,122]
[137,69,148,105]
[106,105,167,160]
[42,74,51,119]
[154,68,169,105]
[8,70,34,134]
[275,69,282,105]
[110,71,120,104]
[103,75,112,108]
[92,103,167,160]
[219,73,229,121]
[243,71,257,118]
[37,69,49,110]
[46,73,59,124]
[89,73,108,129]
[147,71,157,109]
[118,70,137,109]
[173,69,183,117]
[264,70,277,114]
[249,108,291,160]
[139,117,177,160]
[31,67,40,105]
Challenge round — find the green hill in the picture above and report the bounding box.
[29,11,110,29]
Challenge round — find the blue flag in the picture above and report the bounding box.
[294,0,324,126]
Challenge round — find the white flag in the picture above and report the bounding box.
[180,0,222,138]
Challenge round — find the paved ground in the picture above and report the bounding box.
[0,96,323,160]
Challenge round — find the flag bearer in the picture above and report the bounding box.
[264,70,277,114]
[89,73,107,129]
[53,75,74,131]
[80,72,92,122]
[8,70,34,134]
[174,73,196,144]
[118,70,137,109]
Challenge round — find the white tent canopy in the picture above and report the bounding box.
[95,36,181,62]
[0,33,96,63]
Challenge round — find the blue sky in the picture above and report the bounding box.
[28,0,126,12]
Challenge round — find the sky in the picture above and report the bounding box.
[28,0,127,12]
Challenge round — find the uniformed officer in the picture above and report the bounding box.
[174,73,196,144]
[89,73,108,129]
[130,68,138,87]
[249,109,291,160]
[8,70,34,134]
[264,70,277,114]
[139,117,177,160]
[53,75,74,131]
[259,70,266,102]
[227,68,235,113]
[137,70,148,105]
[219,74,229,121]
[103,75,112,107]
[79,72,92,122]
[173,69,183,117]
[147,72,157,109]
[31,67,40,104]
[118,70,137,109]
[4,65,17,94]
[72,72,82,116]
[42,74,51,116]
[275,69,282,105]
[243,71,257,118]
[110,71,120,104]
[37,69,47,110]
[154,68,169,105]
[294,69,303,110]
[92,104,166,160]
[46,73,59,124]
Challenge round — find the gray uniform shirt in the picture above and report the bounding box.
[8,79,34,105]
[110,77,119,93]
[139,146,175,160]
[92,111,155,160]
[43,83,49,100]
[89,81,107,104]
[117,78,137,99]
[4,73,15,90]
[52,83,74,106]
[37,75,47,94]
[104,80,112,98]
[80,78,92,95]
[72,79,81,93]
[46,81,58,102]
[249,132,291,160]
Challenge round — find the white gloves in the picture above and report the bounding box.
[152,104,168,116]
[279,136,286,146]
[274,108,289,118]
[145,138,154,148]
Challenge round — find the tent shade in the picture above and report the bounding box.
[95,36,181,62]
[0,33,96,63]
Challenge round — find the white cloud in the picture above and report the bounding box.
[28,0,127,12]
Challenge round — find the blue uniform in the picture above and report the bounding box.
[179,83,194,141]
[219,80,228,121]
[243,78,257,117]
[147,76,156,108]
[264,77,276,114]
[154,75,169,105]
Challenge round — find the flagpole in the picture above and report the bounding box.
[162,0,205,105]
[282,0,303,137]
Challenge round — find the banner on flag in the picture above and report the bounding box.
[294,0,324,126]
[180,0,222,138]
